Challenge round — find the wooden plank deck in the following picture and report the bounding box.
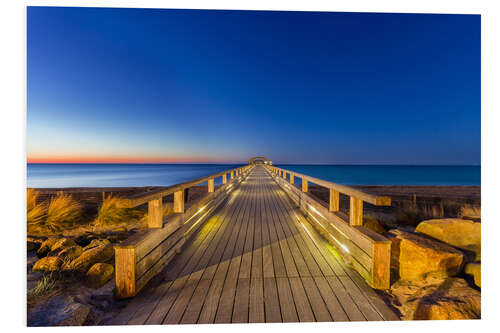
[109,165,399,324]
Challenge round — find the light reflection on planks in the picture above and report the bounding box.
[109,166,399,325]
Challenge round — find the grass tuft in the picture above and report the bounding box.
[27,189,48,232]
[460,204,481,219]
[45,193,83,232]
[27,188,39,211]
[94,195,142,226]
[28,273,58,298]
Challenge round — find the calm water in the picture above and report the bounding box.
[27,164,481,188]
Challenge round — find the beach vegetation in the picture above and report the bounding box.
[45,193,83,232]
[28,273,58,298]
[460,204,481,219]
[94,194,143,226]
[27,189,48,232]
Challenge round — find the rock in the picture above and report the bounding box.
[56,245,83,261]
[27,240,41,252]
[86,263,114,289]
[388,277,481,320]
[364,218,386,234]
[465,262,481,288]
[74,234,97,247]
[387,229,464,281]
[113,226,128,233]
[50,238,77,253]
[68,244,114,272]
[83,239,111,251]
[27,251,39,272]
[107,233,128,243]
[28,295,90,326]
[416,219,481,260]
[37,238,58,258]
[32,256,63,272]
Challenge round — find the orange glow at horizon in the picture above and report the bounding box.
[27,154,237,164]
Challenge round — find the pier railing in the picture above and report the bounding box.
[266,165,392,289]
[114,165,253,298]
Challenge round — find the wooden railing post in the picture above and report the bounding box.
[302,179,308,192]
[283,171,286,180]
[174,190,185,213]
[329,189,339,212]
[290,173,294,184]
[115,247,135,298]
[208,178,214,192]
[222,174,227,184]
[349,196,363,226]
[372,241,391,289]
[147,198,163,228]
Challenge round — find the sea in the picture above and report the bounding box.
[27,164,481,188]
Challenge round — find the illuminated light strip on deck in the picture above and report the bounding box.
[184,172,247,236]
[184,207,214,236]
[302,210,350,254]
[306,203,350,239]
[183,204,209,225]
[277,173,350,254]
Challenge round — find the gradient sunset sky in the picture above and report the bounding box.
[27,7,480,164]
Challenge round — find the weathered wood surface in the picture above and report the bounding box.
[109,166,399,324]
[269,169,392,289]
[117,166,250,208]
[269,166,391,206]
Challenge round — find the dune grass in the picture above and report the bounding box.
[27,188,39,212]
[94,194,143,226]
[45,193,83,231]
[27,192,83,233]
[27,189,48,232]
[28,273,58,298]
[460,204,481,218]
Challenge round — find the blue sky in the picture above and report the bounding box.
[27,7,480,164]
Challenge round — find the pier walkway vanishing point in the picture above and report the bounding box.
[109,162,399,324]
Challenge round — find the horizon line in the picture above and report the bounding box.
[27,161,481,167]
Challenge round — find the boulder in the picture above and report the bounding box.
[83,239,111,251]
[364,218,386,234]
[74,234,97,247]
[28,295,90,326]
[465,262,481,288]
[32,256,63,272]
[107,233,129,243]
[56,245,83,261]
[112,226,128,233]
[387,229,464,281]
[389,277,481,320]
[27,240,42,252]
[86,263,114,289]
[68,244,114,272]
[37,238,58,258]
[416,219,481,260]
[50,238,77,253]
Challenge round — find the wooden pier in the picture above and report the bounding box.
[109,160,399,324]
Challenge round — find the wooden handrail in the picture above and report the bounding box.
[114,165,254,298]
[267,166,391,206]
[265,165,392,289]
[117,166,250,208]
